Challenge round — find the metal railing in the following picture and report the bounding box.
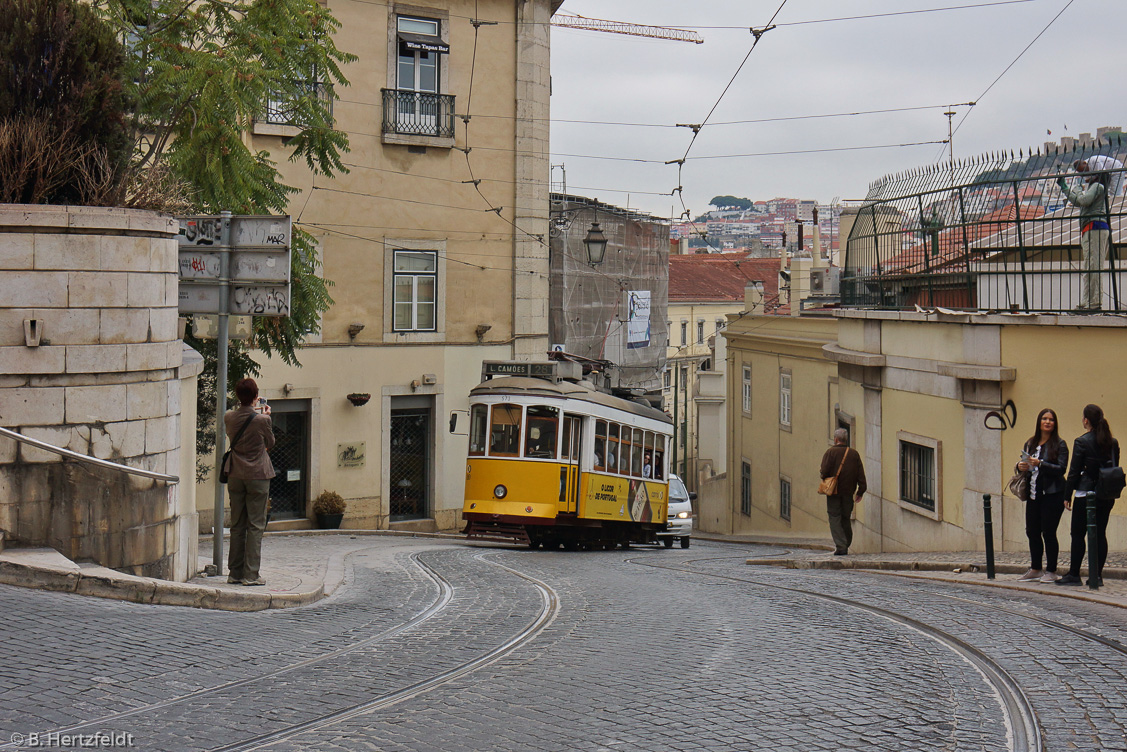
[843,137,1127,313]
[261,81,333,126]
[0,426,179,483]
[381,89,456,138]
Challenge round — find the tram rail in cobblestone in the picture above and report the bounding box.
[208,552,559,752]
[0,551,456,750]
[629,554,1045,752]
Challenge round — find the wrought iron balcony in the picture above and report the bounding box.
[843,137,1127,313]
[261,81,332,126]
[381,89,455,139]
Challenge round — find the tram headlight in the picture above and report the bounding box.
[493,484,508,499]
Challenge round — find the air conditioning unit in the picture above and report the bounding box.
[810,267,841,296]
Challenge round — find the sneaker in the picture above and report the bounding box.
[1039,571,1061,584]
[226,576,242,584]
[1017,569,1043,582]
[1057,573,1083,586]
[242,577,267,586]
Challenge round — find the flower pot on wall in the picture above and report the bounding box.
[347,393,371,406]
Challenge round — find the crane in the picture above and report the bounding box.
[551,14,704,44]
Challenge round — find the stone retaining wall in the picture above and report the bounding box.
[0,205,194,579]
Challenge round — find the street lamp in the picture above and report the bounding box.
[583,221,608,266]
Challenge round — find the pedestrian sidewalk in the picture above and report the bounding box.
[696,531,1127,609]
[1,529,1125,610]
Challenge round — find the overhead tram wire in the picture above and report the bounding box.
[933,0,1076,162]
[668,0,789,250]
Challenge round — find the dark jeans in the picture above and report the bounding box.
[826,495,854,553]
[228,477,270,580]
[1025,492,1065,571]
[1067,495,1115,578]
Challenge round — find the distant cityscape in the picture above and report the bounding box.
[671,197,843,257]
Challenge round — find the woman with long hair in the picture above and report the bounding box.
[1016,409,1069,583]
[1060,404,1120,586]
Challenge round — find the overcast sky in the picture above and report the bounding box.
[548,0,1126,218]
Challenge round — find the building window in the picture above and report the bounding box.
[742,366,752,414]
[263,67,331,127]
[900,440,936,512]
[383,16,454,138]
[741,461,751,516]
[779,371,792,428]
[680,321,687,346]
[666,321,671,347]
[715,318,725,337]
[392,250,437,331]
[697,319,705,343]
[663,368,671,389]
[779,477,791,521]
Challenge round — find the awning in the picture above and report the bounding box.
[399,32,449,54]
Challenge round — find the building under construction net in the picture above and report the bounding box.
[843,133,1127,312]
[549,194,670,394]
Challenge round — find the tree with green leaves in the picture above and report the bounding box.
[709,195,752,211]
[90,0,358,477]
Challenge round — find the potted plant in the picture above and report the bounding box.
[312,490,347,530]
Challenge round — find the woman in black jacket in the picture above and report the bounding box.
[1059,404,1120,586]
[1016,408,1068,583]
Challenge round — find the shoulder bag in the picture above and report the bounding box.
[219,413,257,485]
[1007,462,1030,501]
[818,449,849,496]
[1096,458,1126,500]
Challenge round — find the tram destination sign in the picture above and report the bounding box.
[176,215,292,318]
[482,361,557,381]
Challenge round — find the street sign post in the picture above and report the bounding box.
[177,213,292,576]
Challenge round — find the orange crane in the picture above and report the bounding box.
[551,13,704,44]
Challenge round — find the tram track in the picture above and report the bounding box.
[627,553,1045,752]
[0,550,455,750]
[209,552,559,752]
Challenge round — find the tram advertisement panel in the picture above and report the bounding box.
[582,474,667,523]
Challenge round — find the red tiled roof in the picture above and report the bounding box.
[885,204,1047,274]
[669,254,782,302]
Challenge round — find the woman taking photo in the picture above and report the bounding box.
[1059,404,1120,586]
[1016,409,1068,583]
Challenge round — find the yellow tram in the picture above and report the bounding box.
[461,361,674,549]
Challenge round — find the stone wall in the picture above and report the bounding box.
[0,205,194,580]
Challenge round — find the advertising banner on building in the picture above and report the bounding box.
[626,290,651,349]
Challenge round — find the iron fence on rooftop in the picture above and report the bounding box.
[842,136,1127,313]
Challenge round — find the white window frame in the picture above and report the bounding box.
[742,365,752,415]
[897,430,942,521]
[385,6,451,147]
[697,319,705,344]
[680,321,687,346]
[779,370,792,429]
[383,238,446,342]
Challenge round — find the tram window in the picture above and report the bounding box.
[607,423,620,472]
[468,405,488,456]
[642,432,654,478]
[489,404,522,457]
[524,406,558,459]
[620,427,633,476]
[594,420,608,471]
[632,428,644,478]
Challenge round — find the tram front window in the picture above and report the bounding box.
[489,404,522,456]
[468,405,488,456]
[524,405,558,458]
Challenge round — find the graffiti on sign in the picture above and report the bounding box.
[232,252,287,282]
[178,217,223,246]
[231,217,291,247]
[178,252,222,279]
[232,285,290,315]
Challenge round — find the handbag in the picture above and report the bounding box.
[818,449,850,496]
[219,413,256,484]
[1007,462,1030,502]
[1096,459,1126,499]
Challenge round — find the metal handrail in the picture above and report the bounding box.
[0,426,179,483]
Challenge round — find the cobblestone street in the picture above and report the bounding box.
[2,535,1126,751]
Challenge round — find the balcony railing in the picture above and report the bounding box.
[843,137,1127,313]
[381,89,456,139]
[262,81,332,126]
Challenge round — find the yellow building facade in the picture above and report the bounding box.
[197,0,561,532]
[723,304,1127,555]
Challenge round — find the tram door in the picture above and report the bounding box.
[559,415,582,514]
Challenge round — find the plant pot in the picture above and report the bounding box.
[316,513,344,530]
[347,393,371,406]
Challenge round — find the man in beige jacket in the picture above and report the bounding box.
[224,378,276,585]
